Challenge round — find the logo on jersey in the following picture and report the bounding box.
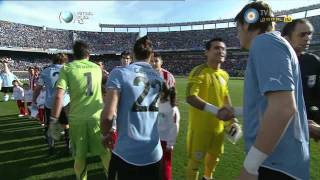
[219,76,226,86]
[269,75,282,85]
[307,75,316,88]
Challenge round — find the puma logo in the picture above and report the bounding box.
[269,75,282,85]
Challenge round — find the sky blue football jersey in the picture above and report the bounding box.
[106,61,163,166]
[1,72,18,87]
[38,64,70,109]
[244,31,309,179]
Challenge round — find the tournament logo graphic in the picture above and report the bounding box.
[59,11,93,24]
[59,11,74,23]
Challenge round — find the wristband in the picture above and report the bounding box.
[243,146,268,175]
[204,103,218,115]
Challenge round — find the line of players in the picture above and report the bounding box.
[1,1,320,180]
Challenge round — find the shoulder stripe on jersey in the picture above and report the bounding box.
[163,70,168,81]
[191,63,207,77]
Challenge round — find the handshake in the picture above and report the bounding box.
[204,103,242,121]
[204,103,243,144]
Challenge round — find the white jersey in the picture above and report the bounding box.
[36,90,46,108]
[157,101,180,148]
[24,89,33,103]
[13,86,24,100]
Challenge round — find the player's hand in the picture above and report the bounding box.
[237,168,258,180]
[308,120,320,141]
[217,105,235,121]
[2,57,9,64]
[101,132,115,150]
[31,102,37,109]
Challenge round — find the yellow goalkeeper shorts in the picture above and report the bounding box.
[187,130,224,161]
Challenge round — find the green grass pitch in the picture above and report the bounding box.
[0,78,319,179]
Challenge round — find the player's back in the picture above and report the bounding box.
[39,64,66,108]
[59,60,103,122]
[107,62,163,165]
[1,72,16,87]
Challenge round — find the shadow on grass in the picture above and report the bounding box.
[0,112,107,180]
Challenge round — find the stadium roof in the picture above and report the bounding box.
[99,3,320,29]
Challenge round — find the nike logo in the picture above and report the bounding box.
[269,75,282,85]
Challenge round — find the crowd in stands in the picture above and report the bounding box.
[0,21,73,50]
[3,48,320,77]
[0,20,138,53]
[73,31,138,53]
[0,13,319,78]
[148,28,239,50]
[1,15,319,52]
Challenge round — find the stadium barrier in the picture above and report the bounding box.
[12,71,29,81]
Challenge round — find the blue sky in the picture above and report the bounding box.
[0,0,319,32]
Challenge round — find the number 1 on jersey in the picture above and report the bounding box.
[84,72,93,96]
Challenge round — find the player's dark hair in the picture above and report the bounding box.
[134,36,153,60]
[235,1,274,33]
[12,80,18,84]
[153,52,163,62]
[281,19,313,37]
[205,38,225,50]
[73,40,90,60]
[121,51,131,58]
[52,53,68,64]
[161,83,177,107]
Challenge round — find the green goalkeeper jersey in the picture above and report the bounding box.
[56,59,103,122]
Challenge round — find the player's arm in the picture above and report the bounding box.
[166,107,180,150]
[100,88,119,149]
[32,85,42,105]
[51,67,68,120]
[51,88,65,119]
[186,88,234,120]
[33,75,45,105]
[240,91,296,177]
[308,120,320,141]
[3,59,10,73]
[222,95,238,124]
[100,68,122,149]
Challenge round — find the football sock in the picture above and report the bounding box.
[186,159,200,180]
[204,154,219,179]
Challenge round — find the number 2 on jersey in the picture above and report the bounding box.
[132,76,161,112]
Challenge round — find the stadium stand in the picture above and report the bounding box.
[1,16,319,52]
[0,4,319,76]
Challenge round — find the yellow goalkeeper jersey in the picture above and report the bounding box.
[186,63,230,133]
